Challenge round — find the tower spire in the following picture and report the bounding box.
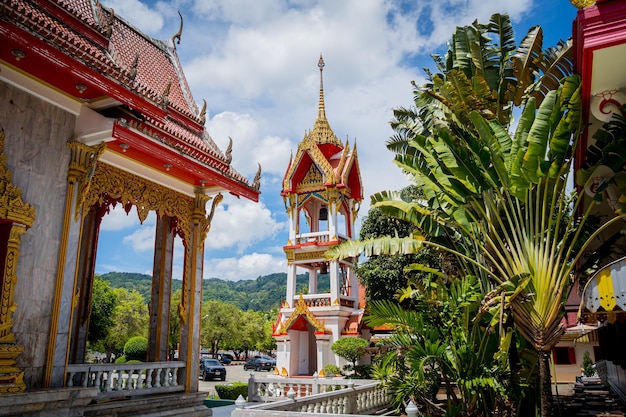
[317,54,326,120]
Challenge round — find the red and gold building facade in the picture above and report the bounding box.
[569,0,626,399]
[0,0,259,414]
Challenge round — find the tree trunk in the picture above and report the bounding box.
[538,350,553,417]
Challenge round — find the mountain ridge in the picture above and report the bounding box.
[99,271,329,311]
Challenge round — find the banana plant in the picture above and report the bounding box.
[328,73,626,416]
[366,274,519,416]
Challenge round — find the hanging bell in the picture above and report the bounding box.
[319,206,328,221]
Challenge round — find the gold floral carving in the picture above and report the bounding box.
[198,191,223,242]
[278,295,325,334]
[294,251,326,261]
[83,162,195,239]
[68,141,105,220]
[297,164,324,193]
[0,130,35,393]
[0,131,36,227]
[569,0,595,8]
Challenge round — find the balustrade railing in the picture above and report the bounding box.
[240,377,390,416]
[298,294,355,309]
[294,232,347,246]
[65,361,185,399]
[249,376,372,402]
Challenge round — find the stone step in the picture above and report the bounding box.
[84,392,210,417]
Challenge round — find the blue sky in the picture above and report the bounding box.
[94,0,580,281]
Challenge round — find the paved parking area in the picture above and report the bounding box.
[198,362,274,396]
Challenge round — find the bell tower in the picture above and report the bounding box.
[273,55,364,377]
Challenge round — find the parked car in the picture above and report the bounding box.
[199,358,226,381]
[217,352,233,365]
[244,357,274,372]
[255,355,276,366]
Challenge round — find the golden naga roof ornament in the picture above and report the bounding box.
[103,8,115,38]
[171,11,183,50]
[199,99,207,125]
[128,53,139,81]
[225,136,233,164]
[253,163,262,191]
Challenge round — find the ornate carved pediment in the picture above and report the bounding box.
[297,164,324,193]
[277,295,325,334]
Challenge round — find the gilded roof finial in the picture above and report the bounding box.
[253,163,262,191]
[317,54,326,121]
[171,11,183,50]
[103,8,115,38]
[161,80,171,108]
[225,137,233,164]
[129,53,139,81]
[199,99,207,124]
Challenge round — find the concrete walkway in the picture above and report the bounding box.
[209,404,237,417]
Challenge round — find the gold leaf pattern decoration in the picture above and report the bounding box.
[83,162,195,239]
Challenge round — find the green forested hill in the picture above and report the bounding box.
[99,271,330,311]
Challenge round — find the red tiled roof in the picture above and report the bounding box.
[1,0,259,199]
[58,0,103,28]
[109,13,200,122]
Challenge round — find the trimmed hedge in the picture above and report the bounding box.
[215,382,248,400]
[123,336,148,361]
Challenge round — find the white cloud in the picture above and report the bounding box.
[100,204,141,231]
[205,196,285,253]
[207,112,294,177]
[101,0,165,35]
[205,253,287,281]
[122,226,156,252]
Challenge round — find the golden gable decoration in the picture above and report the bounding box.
[297,164,324,193]
[277,294,325,334]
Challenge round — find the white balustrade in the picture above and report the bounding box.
[244,375,390,416]
[65,361,185,399]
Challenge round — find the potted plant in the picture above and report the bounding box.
[581,351,595,378]
[323,364,341,378]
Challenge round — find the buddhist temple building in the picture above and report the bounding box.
[0,0,259,415]
[273,55,368,377]
[569,0,626,401]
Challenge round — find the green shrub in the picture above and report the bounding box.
[582,351,595,377]
[114,355,127,364]
[323,364,341,376]
[123,336,148,361]
[350,364,372,379]
[331,338,368,368]
[215,382,247,400]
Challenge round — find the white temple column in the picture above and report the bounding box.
[329,260,340,302]
[309,268,318,294]
[286,262,297,307]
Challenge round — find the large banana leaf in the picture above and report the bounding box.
[512,26,543,106]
